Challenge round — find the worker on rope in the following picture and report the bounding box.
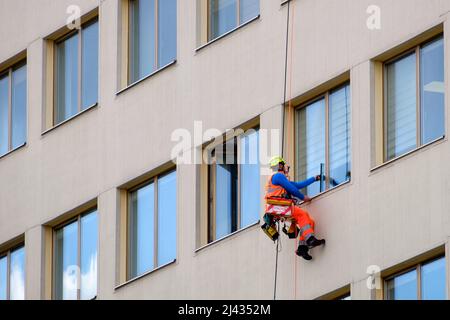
[265,156,326,260]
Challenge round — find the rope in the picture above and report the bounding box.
[273,222,281,300]
[281,0,291,159]
[275,0,299,301]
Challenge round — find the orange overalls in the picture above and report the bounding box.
[265,174,316,245]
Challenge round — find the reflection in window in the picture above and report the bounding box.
[329,85,351,187]
[386,53,417,160]
[0,62,27,156]
[55,33,79,124]
[239,0,260,24]
[0,246,25,300]
[129,0,177,84]
[80,212,98,300]
[386,256,446,300]
[240,129,260,228]
[0,74,8,156]
[209,0,259,41]
[55,20,98,125]
[129,183,155,277]
[81,22,99,110]
[296,83,351,197]
[385,36,444,161]
[420,37,445,144]
[0,256,6,300]
[213,137,238,240]
[386,269,417,300]
[157,171,177,266]
[421,257,446,300]
[128,169,177,279]
[54,209,98,300]
[296,99,326,197]
[208,128,260,243]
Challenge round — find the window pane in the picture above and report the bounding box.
[0,75,9,156]
[214,138,238,239]
[386,53,417,160]
[9,247,25,300]
[386,269,417,300]
[210,0,237,40]
[129,0,156,83]
[0,256,7,300]
[239,0,259,24]
[158,0,177,67]
[80,211,98,300]
[157,171,177,266]
[240,129,260,228]
[329,84,351,187]
[129,183,154,278]
[420,37,445,144]
[421,257,446,300]
[55,221,78,300]
[296,99,326,197]
[81,22,99,110]
[55,33,79,124]
[11,65,26,149]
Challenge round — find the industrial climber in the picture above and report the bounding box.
[265,156,326,260]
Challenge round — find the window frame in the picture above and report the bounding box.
[206,126,260,243]
[126,0,177,86]
[126,168,177,281]
[382,34,445,162]
[206,0,260,42]
[52,18,99,126]
[0,60,27,156]
[384,255,446,300]
[0,243,25,301]
[52,208,98,300]
[294,82,351,195]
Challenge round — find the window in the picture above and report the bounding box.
[53,209,98,300]
[386,256,446,300]
[295,83,351,197]
[128,169,177,279]
[208,0,259,41]
[385,36,444,161]
[0,245,25,300]
[0,62,26,156]
[207,128,260,243]
[54,19,98,125]
[128,0,177,85]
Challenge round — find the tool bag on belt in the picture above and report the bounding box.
[265,197,294,216]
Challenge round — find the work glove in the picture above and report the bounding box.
[282,225,300,239]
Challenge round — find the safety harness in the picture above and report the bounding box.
[261,174,297,241]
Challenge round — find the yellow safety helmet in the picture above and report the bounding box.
[269,156,286,168]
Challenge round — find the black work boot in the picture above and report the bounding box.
[306,236,326,249]
[296,245,312,260]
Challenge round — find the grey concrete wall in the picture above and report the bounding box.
[1,0,450,299]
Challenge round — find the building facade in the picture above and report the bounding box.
[1,0,450,300]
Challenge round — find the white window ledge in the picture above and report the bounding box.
[370,135,445,173]
[195,221,260,254]
[195,15,260,52]
[0,142,27,161]
[41,103,98,136]
[114,259,177,291]
[116,60,177,96]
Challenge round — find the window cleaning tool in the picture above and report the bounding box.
[261,213,279,242]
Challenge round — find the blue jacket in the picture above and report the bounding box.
[271,172,316,201]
